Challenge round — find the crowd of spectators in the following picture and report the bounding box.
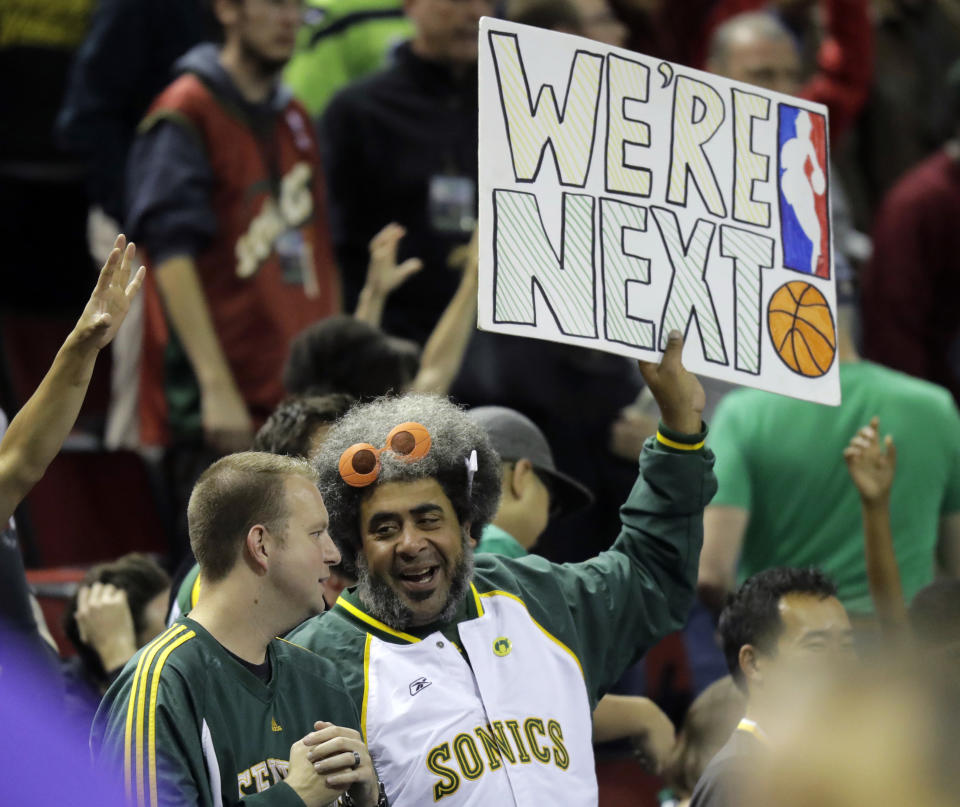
[1,0,958,805]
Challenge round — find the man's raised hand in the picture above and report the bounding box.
[637,330,705,435]
[844,417,896,507]
[366,222,423,297]
[75,234,145,350]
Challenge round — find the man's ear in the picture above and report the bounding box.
[739,644,762,687]
[245,524,270,574]
[510,458,535,498]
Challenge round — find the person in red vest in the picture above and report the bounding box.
[124,0,343,555]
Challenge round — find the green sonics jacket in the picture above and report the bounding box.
[91,618,361,807]
[286,433,717,806]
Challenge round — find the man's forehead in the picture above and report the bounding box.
[361,478,454,516]
[778,592,851,637]
[284,475,327,517]
[730,32,800,65]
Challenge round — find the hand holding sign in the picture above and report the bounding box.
[637,331,705,435]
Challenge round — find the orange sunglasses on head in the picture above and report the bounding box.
[338,422,432,487]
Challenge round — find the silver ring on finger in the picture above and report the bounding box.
[351,751,361,770]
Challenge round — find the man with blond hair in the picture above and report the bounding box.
[93,452,385,807]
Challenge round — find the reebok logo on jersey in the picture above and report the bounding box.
[409,676,432,696]
[271,717,283,732]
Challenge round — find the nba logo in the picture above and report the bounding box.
[777,104,830,279]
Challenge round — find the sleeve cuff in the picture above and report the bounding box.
[150,243,200,267]
[655,420,708,452]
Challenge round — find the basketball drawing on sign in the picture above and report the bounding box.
[777,105,830,279]
[768,281,836,377]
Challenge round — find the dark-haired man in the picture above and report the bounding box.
[689,567,854,807]
[321,0,494,344]
[289,332,716,805]
[93,453,384,807]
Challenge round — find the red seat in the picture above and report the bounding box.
[0,313,112,430]
[597,757,663,807]
[22,450,168,568]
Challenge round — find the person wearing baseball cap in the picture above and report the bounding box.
[467,405,593,558]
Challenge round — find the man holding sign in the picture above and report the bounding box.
[288,332,716,805]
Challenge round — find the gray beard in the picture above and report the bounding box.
[355,544,475,632]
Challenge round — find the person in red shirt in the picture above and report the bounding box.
[124,0,344,557]
[860,116,960,404]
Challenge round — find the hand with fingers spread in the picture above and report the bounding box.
[355,223,423,326]
[844,416,897,507]
[843,417,907,632]
[304,721,380,806]
[637,331,706,435]
[74,233,146,351]
[75,582,138,675]
[366,223,423,294]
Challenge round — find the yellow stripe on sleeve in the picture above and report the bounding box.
[655,430,705,451]
[133,625,188,807]
[479,590,585,680]
[124,626,184,801]
[361,633,373,744]
[148,631,195,807]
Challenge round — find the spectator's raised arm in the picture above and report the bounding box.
[0,235,144,524]
[411,228,479,396]
[843,416,908,634]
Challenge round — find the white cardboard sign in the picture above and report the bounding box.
[478,18,841,405]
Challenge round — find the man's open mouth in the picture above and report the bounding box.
[396,566,440,591]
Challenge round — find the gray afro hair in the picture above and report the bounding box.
[316,394,502,576]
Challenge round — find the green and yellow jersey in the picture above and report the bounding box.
[289,433,716,805]
[92,617,361,807]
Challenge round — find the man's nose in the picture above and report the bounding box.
[396,523,429,556]
[322,534,341,566]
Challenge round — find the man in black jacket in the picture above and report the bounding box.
[321,0,495,344]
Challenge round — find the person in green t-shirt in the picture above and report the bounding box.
[698,310,960,617]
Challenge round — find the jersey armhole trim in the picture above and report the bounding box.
[478,590,584,680]
[471,582,484,617]
[361,633,373,744]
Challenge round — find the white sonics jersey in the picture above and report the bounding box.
[362,590,597,805]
